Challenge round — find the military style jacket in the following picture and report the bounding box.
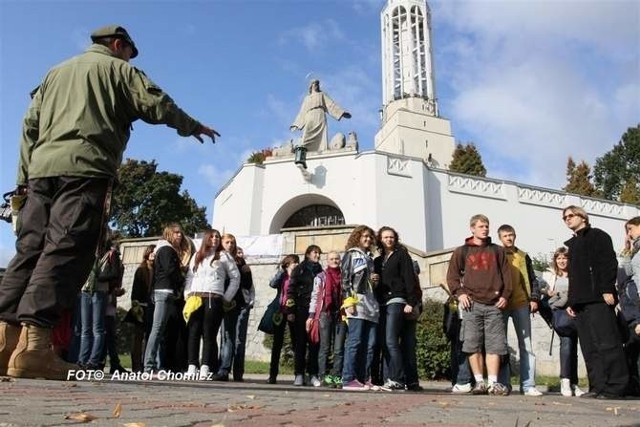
[18,44,201,185]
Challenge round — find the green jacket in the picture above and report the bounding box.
[18,44,202,185]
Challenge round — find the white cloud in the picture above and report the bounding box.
[198,163,236,191]
[279,19,345,52]
[432,0,640,189]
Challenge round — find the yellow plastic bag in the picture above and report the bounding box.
[182,295,202,323]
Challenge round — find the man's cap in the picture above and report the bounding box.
[90,25,138,58]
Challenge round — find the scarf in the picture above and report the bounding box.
[324,266,341,311]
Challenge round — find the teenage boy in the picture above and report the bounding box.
[496,224,542,396]
[447,214,512,395]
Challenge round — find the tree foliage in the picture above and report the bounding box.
[593,125,640,203]
[449,143,487,177]
[563,157,598,197]
[110,159,210,238]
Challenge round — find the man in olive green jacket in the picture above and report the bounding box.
[0,25,219,380]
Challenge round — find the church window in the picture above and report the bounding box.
[283,205,345,229]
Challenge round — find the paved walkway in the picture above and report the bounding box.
[0,374,638,427]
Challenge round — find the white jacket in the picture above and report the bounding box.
[184,250,240,302]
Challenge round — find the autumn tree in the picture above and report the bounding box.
[593,125,640,203]
[110,159,210,238]
[449,143,487,177]
[563,157,598,197]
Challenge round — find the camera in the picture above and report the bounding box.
[0,191,13,223]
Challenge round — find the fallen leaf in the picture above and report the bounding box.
[64,413,97,422]
[122,423,146,427]
[246,395,255,400]
[211,424,226,427]
[113,402,122,418]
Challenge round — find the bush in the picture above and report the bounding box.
[416,299,451,380]
[116,307,136,355]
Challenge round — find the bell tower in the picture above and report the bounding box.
[375,0,455,169]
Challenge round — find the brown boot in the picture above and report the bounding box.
[7,324,78,380]
[0,321,21,376]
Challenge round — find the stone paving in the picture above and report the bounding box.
[0,375,638,427]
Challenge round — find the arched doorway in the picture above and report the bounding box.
[269,194,345,233]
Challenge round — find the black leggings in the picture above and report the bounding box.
[187,296,224,369]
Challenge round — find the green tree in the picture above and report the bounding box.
[449,143,487,177]
[593,125,640,202]
[620,177,640,205]
[110,159,210,237]
[563,157,598,197]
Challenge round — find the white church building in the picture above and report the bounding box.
[195,0,640,375]
[212,0,638,257]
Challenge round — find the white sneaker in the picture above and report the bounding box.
[199,365,210,380]
[310,376,322,387]
[523,387,543,397]
[293,374,304,386]
[451,383,472,394]
[573,384,586,397]
[560,378,572,397]
[186,364,197,378]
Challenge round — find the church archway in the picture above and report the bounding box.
[269,194,345,233]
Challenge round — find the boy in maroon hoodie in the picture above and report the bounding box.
[446,214,512,395]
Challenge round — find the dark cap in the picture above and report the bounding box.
[90,25,138,58]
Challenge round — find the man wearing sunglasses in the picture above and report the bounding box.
[0,25,219,381]
[563,205,628,399]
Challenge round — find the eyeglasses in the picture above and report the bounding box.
[562,213,577,221]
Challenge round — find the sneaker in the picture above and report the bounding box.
[380,379,405,391]
[452,383,472,394]
[267,376,277,384]
[212,372,229,381]
[472,382,488,395]
[560,378,572,397]
[199,365,210,380]
[406,383,423,392]
[342,379,367,391]
[523,387,543,397]
[364,380,381,391]
[324,375,336,387]
[573,384,586,397]
[488,383,509,396]
[293,374,304,386]
[310,375,322,387]
[186,364,197,378]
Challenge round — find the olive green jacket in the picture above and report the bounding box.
[18,44,202,185]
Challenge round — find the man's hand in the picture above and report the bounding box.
[635,324,640,336]
[529,301,539,313]
[603,293,615,306]
[193,125,220,144]
[458,294,472,310]
[495,297,507,310]
[566,306,576,318]
[403,304,414,314]
[342,112,352,119]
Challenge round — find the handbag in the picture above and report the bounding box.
[98,249,122,281]
[307,281,324,345]
[258,294,282,335]
[552,309,576,337]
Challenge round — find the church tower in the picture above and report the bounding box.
[375,0,455,168]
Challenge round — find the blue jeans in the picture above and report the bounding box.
[216,305,251,379]
[144,291,174,371]
[560,335,579,383]
[78,290,107,367]
[219,307,239,375]
[384,303,406,384]
[318,311,346,377]
[342,318,377,383]
[499,305,536,390]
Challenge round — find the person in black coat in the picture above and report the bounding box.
[563,205,628,399]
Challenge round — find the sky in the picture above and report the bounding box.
[0,0,638,266]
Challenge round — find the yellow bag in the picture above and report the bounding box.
[182,295,203,323]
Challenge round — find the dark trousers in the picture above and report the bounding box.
[269,318,295,379]
[0,177,110,328]
[292,307,319,376]
[164,297,188,372]
[559,335,579,383]
[575,302,628,396]
[103,315,121,368]
[186,296,224,369]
